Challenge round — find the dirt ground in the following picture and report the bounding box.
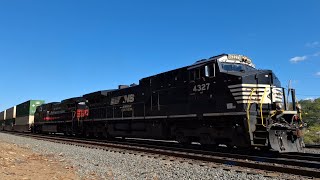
[0,140,79,180]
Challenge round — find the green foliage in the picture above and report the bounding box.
[299,98,320,126]
[303,124,320,144]
[299,98,320,144]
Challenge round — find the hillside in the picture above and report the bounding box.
[300,98,320,144]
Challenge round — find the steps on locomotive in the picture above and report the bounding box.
[252,113,268,146]
[253,130,268,145]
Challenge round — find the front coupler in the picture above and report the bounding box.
[268,124,304,153]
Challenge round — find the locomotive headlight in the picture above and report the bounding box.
[275,102,283,111]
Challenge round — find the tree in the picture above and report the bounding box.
[299,98,320,144]
[299,98,320,126]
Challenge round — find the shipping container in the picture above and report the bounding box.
[5,118,15,125]
[0,120,4,130]
[0,110,6,120]
[15,115,34,126]
[14,115,35,132]
[6,106,16,119]
[16,100,45,117]
[4,118,14,131]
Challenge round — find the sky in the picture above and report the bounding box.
[0,0,319,110]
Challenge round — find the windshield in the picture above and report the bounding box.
[220,63,255,72]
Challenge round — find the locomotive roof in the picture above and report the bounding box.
[187,54,226,70]
[47,102,59,105]
[39,102,59,106]
[61,97,87,103]
[192,54,226,66]
[140,53,247,81]
[83,89,117,98]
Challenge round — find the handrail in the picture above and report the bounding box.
[260,87,268,127]
[246,88,256,132]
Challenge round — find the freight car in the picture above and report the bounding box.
[0,100,44,132]
[3,106,16,131]
[0,110,5,131]
[32,54,305,152]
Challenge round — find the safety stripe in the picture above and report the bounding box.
[228,84,271,89]
[228,84,283,104]
[230,88,266,93]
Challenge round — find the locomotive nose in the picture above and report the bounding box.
[240,70,281,87]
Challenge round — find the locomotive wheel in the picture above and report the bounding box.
[87,132,95,138]
[201,144,218,149]
[85,131,90,137]
[95,132,107,139]
[64,131,70,136]
[99,131,108,139]
[176,132,191,145]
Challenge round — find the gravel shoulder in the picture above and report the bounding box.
[305,148,320,154]
[0,132,315,180]
[0,139,78,180]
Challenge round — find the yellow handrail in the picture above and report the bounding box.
[260,87,267,127]
[246,88,256,132]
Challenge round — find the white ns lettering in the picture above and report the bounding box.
[111,94,135,105]
[123,94,135,103]
[193,83,210,92]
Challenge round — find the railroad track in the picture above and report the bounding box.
[305,144,320,149]
[2,131,320,178]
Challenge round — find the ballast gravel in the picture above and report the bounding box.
[0,133,311,180]
[305,148,320,154]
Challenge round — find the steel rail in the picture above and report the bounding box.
[1,131,320,178]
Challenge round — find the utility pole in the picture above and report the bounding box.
[286,80,292,109]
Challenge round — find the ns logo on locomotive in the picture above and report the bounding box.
[1,54,305,153]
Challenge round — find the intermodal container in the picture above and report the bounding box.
[6,106,16,119]
[16,100,45,117]
[4,118,14,131]
[0,111,6,120]
[4,118,15,126]
[15,115,35,126]
[0,120,4,130]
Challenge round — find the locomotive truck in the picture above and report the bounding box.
[31,54,305,152]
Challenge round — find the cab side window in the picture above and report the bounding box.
[189,70,195,81]
[189,63,216,81]
[205,63,215,77]
[196,68,201,79]
[205,65,210,77]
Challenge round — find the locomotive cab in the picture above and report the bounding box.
[214,54,305,152]
[186,54,305,152]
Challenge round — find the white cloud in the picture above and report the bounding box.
[289,50,320,63]
[313,52,320,57]
[306,41,319,48]
[289,56,307,63]
[303,97,315,101]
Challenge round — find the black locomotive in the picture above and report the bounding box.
[33,54,305,152]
